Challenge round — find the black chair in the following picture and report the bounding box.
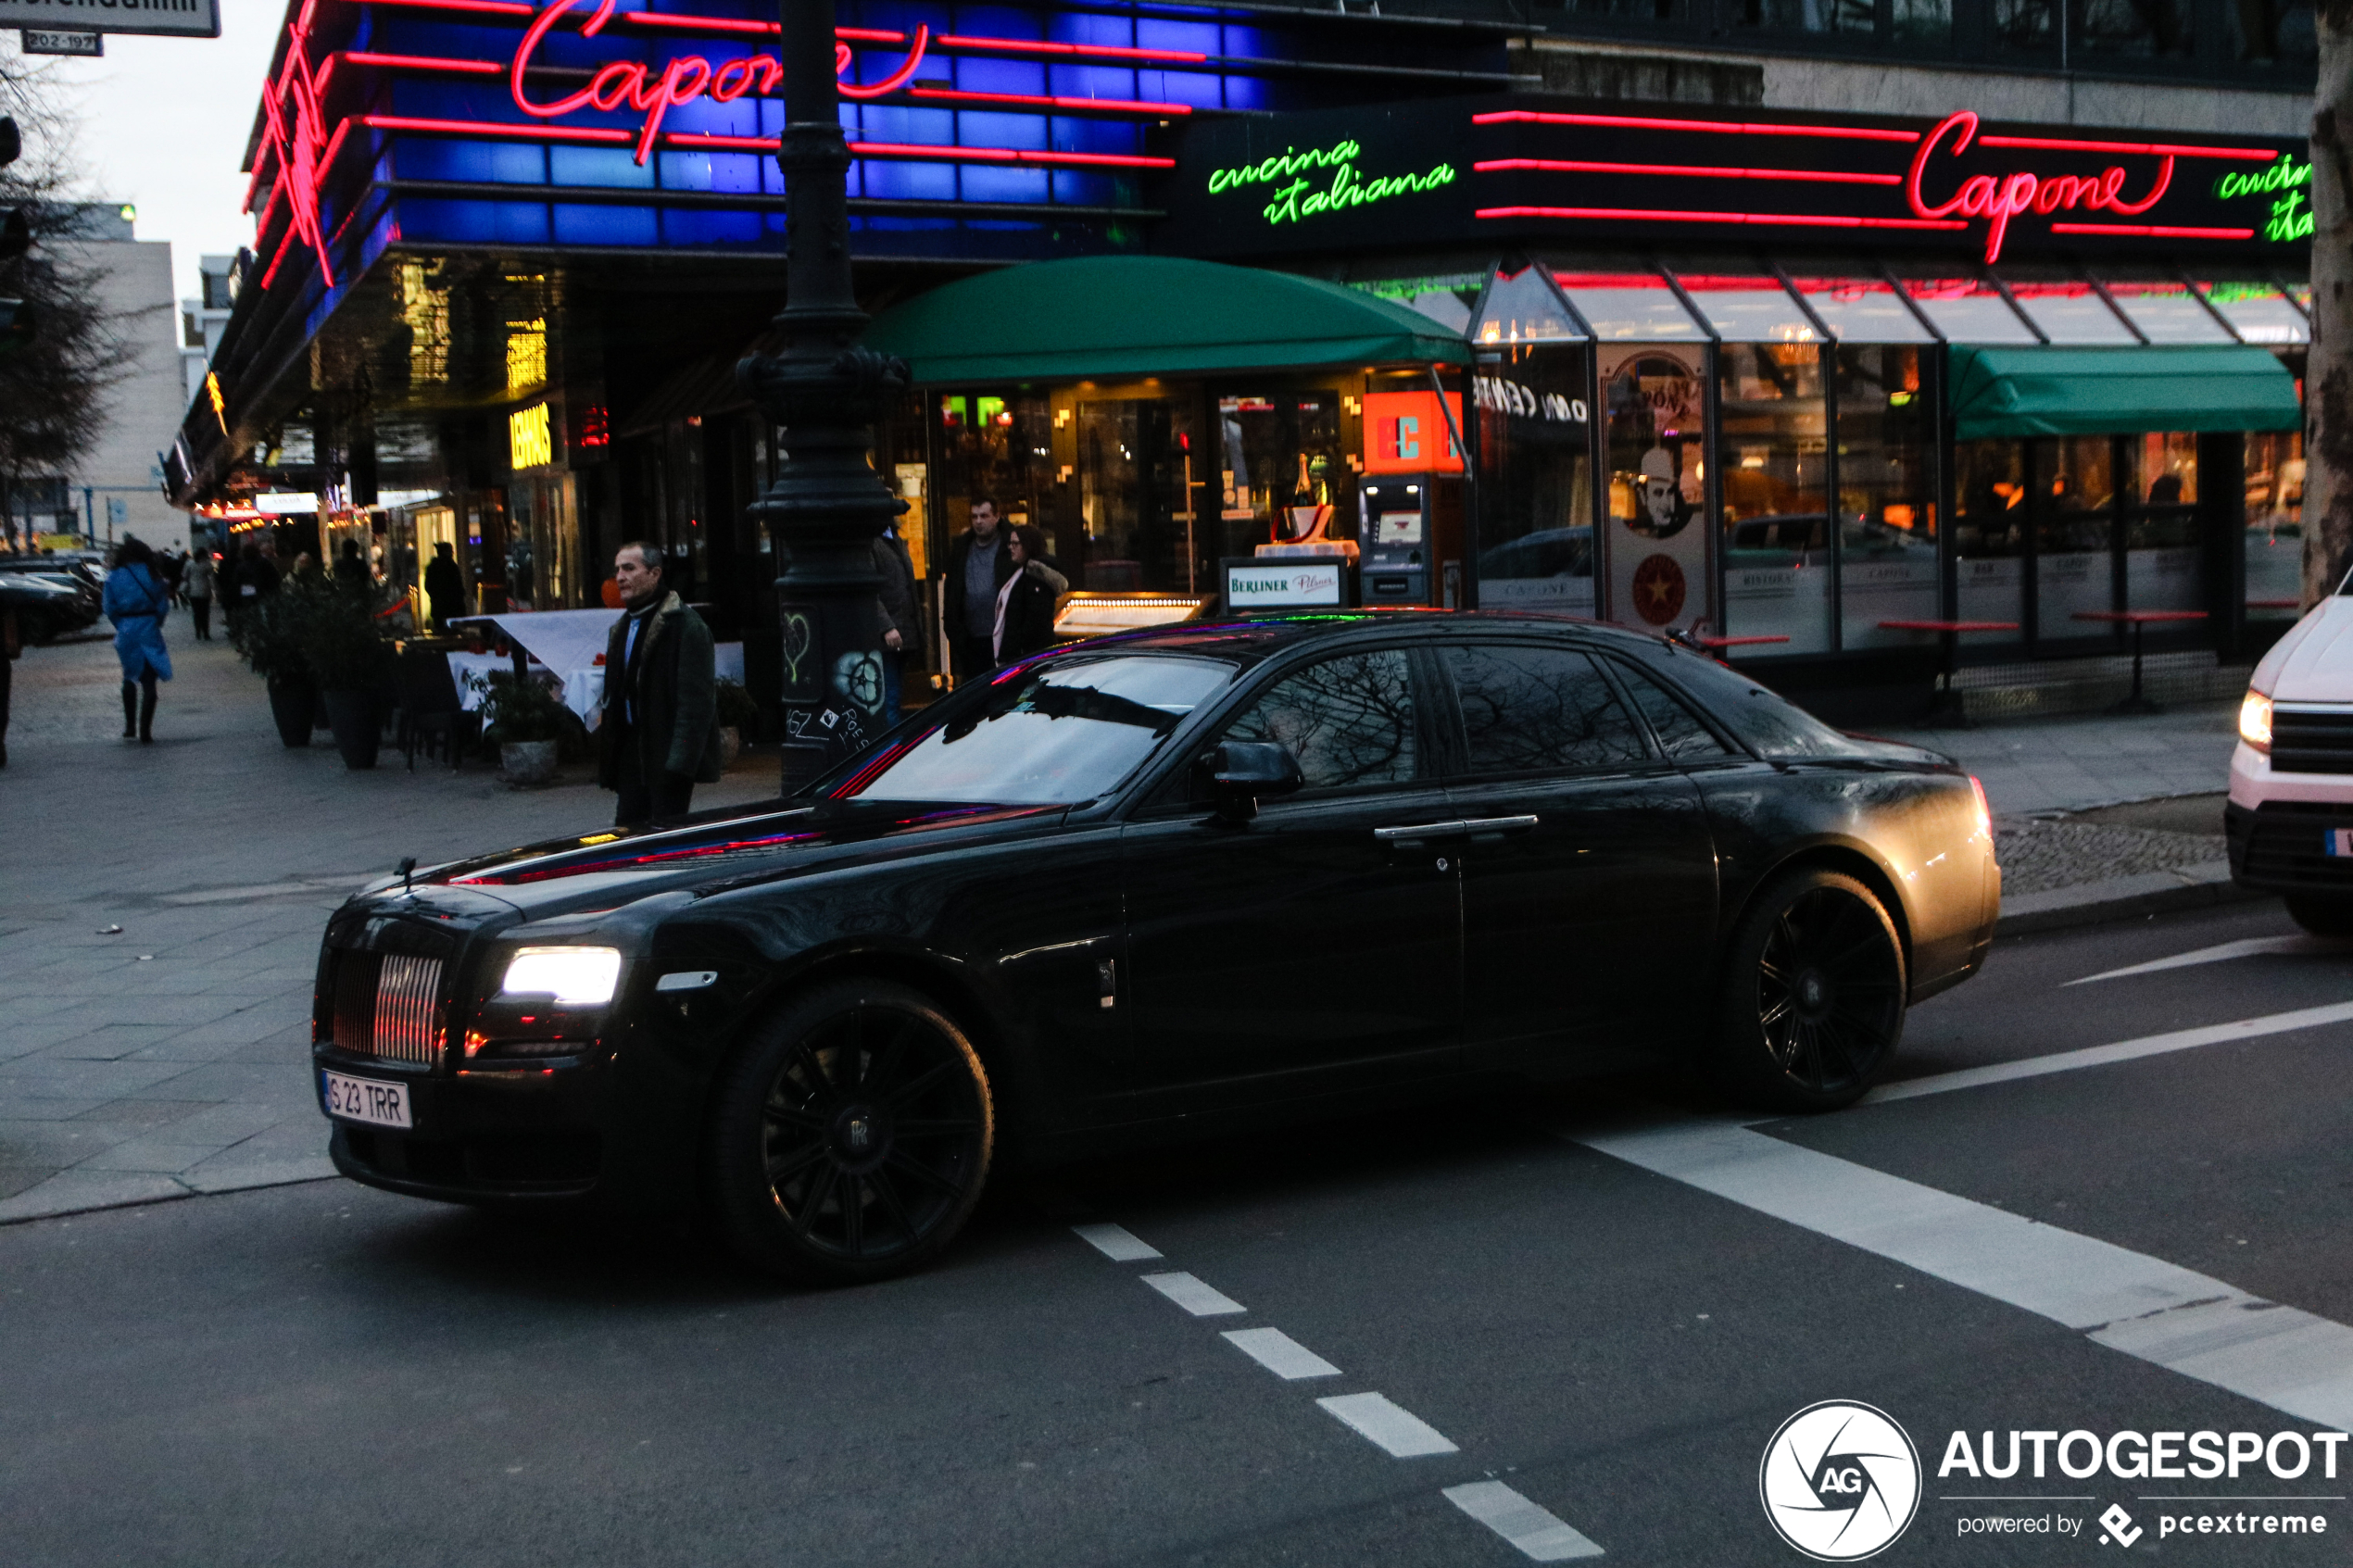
[396,645,477,771]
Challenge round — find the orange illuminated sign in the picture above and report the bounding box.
[1361,391,1463,474]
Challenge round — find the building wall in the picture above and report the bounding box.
[52,232,189,550]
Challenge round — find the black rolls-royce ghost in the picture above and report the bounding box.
[313,612,1999,1282]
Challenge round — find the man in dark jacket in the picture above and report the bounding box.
[423,541,466,632]
[598,541,724,827]
[942,496,1013,683]
[872,520,918,726]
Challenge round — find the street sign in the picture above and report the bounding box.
[0,0,216,39]
[21,28,100,53]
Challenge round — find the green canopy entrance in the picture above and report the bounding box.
[1948,344,2302,442]
[862,256,1470,385]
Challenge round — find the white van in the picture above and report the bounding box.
[2230,595,2353,933]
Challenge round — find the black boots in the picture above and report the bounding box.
[122,682,157,742]
[139,682,156,743]
[120,683,136,739]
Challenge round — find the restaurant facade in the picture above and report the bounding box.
[171,0,2315,712]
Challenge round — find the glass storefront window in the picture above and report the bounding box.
[1216,390,1345,562]
[2034,436,2119,641]
[2104,282,2234,344]
[1718,342,1831,654]
[2123,433,2202,613]
[1733,0,1878,33]
[1796,278,1934,344]
[1903,278,2037,344]
[1475,345,1594,616]
[1558,274,1708,341]
[1836,346,1940,648]
[2006,282,2137,345]
[2201,283,2310,345]
[1953,440,2028,644]
[2077,0,2193,55]
[1475,268,1585,346]
[2246,429,2305,618]
[2233,0,2316,60]
[1083,395,1203,594]
[1680,276,1820,344]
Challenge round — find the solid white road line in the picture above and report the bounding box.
[1443,1481,1606,1562]
[1221,1327,1341,1380]
[1071,1223,1162,1262]
[1862,999,2353,1104]
[2066,935,2335,986]
[1316,1392,1460,1458]
[1141,1271,1247,1317]
[1576,1117,2353,1430]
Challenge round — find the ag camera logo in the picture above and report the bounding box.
[1761,1400,1922,1561]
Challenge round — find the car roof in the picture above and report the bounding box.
[1055,608,1672,669]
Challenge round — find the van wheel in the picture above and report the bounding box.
[1715,869,1906,1112]
[2285,895,2353,937]
[710,979,993,1285]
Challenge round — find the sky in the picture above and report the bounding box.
[35,1,284,303]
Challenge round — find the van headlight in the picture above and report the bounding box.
[498,946,623,1006]
[2239,690,2273,755]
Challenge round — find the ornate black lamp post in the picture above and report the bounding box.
[739,0,908,789]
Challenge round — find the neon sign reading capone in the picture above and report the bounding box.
[1209,139,1455,226]
[1906,110,2169,263]
[511,0,929,165]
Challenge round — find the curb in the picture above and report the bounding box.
[1995,859,2266,937]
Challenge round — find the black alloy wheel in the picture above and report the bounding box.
[2284,894,2353,937]
[1715,868,1907,1111]
[711,979,993,1285]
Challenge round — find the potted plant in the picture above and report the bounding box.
[472,668,571,785]
[228,581,319,747]
[306,582,396,770]
[714,678,759,771]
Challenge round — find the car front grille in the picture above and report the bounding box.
[2270,708,2353,775]
[331,952,446,1065]
[2238,802,2353,889]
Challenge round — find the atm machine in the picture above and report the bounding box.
[1357,474,1465,608]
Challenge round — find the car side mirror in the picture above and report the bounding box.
[1200,741,1302,823]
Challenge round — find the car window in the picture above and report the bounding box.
[1439,643,1647,774]
[1610,661,1733,760]
[843,655,1235,804]
[1220,647,1419,792]
[1631,647,1872,759]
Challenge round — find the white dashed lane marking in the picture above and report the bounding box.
[1445,1481,1607,1562]
[1861,999,2353,1104]
[1071,1222,1162,1261]
[1316,1392,1460,1458]
[1575,1117,2353,1430]
[1221,1326,1341,1380]
[1141,1271,1247,1317]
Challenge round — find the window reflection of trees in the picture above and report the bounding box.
[1224,650,1418,791]
[1442,646,1646,773]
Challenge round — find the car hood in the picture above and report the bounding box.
[387,797,1071,919]
[2255,596,2353,704]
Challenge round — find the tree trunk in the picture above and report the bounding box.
[2307,1,2353,605]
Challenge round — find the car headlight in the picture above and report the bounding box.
[2239,689,2273,754]
[498,946,622,1006]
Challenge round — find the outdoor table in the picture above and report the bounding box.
[1879,619,2022,723]
[2072,609,2208,714]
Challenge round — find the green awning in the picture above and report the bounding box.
[862,256,1470,385]
[1948,344,2302,442]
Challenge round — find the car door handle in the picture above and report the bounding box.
[1374,820,1468,843]
[1459,815,1540,838]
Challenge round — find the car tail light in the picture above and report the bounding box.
[2239,689,2273,755]
[1969,775,1992,840]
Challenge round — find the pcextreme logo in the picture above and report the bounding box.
[1761,1401,1923,1561]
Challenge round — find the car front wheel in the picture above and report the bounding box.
[1715,868,1907,1111]
[2284,894,2353,936]
[710,979,994,1285]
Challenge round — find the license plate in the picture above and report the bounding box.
[2328,830,2353,859]
[322,1070,413,1129]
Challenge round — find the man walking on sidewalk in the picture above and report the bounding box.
[943,496,1013,683]
[598,541,724,827]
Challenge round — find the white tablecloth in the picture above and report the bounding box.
[446,651,510,710]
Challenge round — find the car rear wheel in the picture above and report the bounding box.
[1715,868,1906,1111]
[710,979,993,1286]
[2284,894,2353,937]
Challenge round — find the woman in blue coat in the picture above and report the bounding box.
[103,535,173,743]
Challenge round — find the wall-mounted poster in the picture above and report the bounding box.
[1600,345,1709,634]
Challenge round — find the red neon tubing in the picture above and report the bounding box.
[1472,157,1901,186]
[344,50,503,74]
[2047,222,2258,240]
[1477,204,1969,232]
[907,86,1190,115]
[1978,133,2279,161]
[1471,108,1920,144]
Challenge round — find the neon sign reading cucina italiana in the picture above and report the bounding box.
[1208,138,1455,227]
[512,0,930,165]
[1906,110,2169,263]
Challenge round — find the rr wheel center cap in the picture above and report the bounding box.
[1796,970,1829,1016]
[829,1102,894,1173]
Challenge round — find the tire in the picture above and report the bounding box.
[2284,894,2353,937]
[709,979,994,1286]
[1714,868,1907,1112]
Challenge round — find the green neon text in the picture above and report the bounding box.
[2215,156,2310,201]
[1208,142,1363,194]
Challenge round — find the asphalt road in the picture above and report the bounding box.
[6,900,2353,1567]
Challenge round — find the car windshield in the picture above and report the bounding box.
[842,654,1237,805]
